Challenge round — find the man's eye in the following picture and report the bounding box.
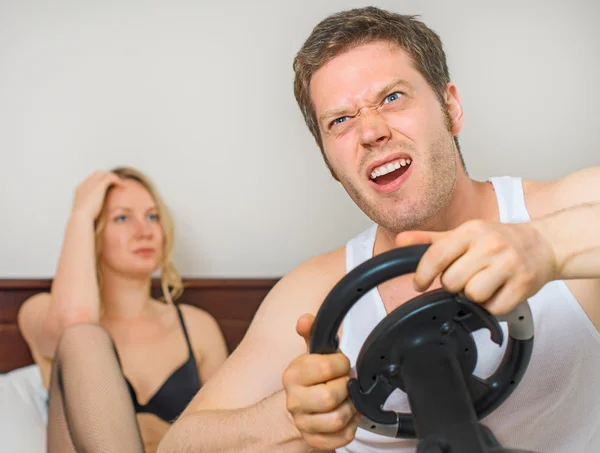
[331,116,349,127]
[384,92,403,103]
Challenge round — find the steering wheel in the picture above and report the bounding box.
[309,244,538,453]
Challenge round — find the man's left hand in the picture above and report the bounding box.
[395,220,558,315]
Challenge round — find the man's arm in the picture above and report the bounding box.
[533,166,600,280]
[160,391,308,453]
[158,250,345,453]
[393,166,600,322]
[534,201,600,280]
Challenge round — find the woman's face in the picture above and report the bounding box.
[99,179,164,278]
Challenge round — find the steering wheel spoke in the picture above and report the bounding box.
[466,375,494,402]
[348,375,396,422]
[454,297,504,346]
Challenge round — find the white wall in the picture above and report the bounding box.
[0,0,598,278]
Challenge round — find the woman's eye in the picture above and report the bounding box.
[147,213,159,221]
[384,92,403,103]
[115,215,127,222]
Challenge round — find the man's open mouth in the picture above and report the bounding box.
[369,158,412,185]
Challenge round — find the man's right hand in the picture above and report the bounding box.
[282,314,359,451]
[71,171,124,220]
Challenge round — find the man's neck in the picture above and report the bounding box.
[376,178,499,253]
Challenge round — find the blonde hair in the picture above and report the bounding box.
[94,167,184,305]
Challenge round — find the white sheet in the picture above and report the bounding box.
[0,364,48,452]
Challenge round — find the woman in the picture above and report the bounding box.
[18,168,229,453]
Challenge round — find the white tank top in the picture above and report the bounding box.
[338,176,600,453]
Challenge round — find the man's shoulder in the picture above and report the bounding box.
[522,166,600,219]
[281,222,377,291]
[238,246,348,354]
[250,246,346,322]
[280,246,347,298]
[255,222,379,323]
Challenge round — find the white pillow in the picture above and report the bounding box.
[0,364,48,452]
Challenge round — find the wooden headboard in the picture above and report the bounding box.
[0,278,278,373]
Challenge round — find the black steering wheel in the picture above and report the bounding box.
[309,244,538,453]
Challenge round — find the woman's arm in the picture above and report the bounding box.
[18,172,123,363]
[49,210,102,326]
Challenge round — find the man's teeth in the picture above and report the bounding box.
[370,158,411,179]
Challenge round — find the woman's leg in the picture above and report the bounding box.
[47,323,145,453]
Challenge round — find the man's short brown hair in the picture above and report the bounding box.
[293,6,462,175]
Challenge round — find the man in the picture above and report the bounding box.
[159,7,600,453]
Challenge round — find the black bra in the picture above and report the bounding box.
[124,305,201,423]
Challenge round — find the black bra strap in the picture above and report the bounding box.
[174,304,194,355]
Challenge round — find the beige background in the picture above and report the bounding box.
[0,0,598,277]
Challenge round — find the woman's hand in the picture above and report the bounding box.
[72,171,124,220]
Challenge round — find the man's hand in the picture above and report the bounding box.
[282,314,358,451]
[395,219,559,315]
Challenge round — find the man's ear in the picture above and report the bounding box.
[445,82,464,136]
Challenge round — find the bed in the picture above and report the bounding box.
[0,277,278,451]
[0,278,278,373]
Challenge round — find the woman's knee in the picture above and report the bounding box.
[55,323,113,358]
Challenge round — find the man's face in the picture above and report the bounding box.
[310,41,463,233]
